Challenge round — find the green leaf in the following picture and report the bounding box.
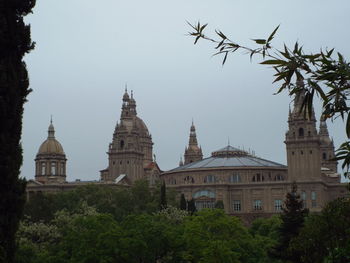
[194,35,200,45]
[200,23,208,33]
[222,52,228,65]
[253,39,266,45]
[346,114,350,139]
[267,25,280,42]
[250,50,256,61]
[215,30,227,40]
[260,59,287,65]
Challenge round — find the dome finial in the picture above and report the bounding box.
[48,116,55,139]
[228,137,230,146]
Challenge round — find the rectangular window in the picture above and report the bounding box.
[274,199,282,211]
[41,162,46,175]
[195,200,215,211]
[301,191,307,208]
[311,191,317,208]
[61,163,65,175]
[230,174,241,183]
[51,162,56,175]
[253,200,262,211]
[233,200,241,211]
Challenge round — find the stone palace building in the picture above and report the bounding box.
[27,89,348,220]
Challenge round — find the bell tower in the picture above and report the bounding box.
[184,121,203,165]
[319,115,337,172]
[285,88,321,181]
[101,89,154,183]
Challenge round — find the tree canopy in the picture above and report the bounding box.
[0,1,36,262]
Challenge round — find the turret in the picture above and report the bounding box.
[35,118,67,184]
[184,121,203,165]
[285,84,321,181]
[319,115,337,172]
[101,90,154,184]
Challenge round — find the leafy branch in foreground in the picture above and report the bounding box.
[189,22,350,176]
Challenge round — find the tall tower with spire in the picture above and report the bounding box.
[184,121,203,165]
[100,89,154,183]
[35,119,67,184]
[319,115,337,172]
[285,87,321,181]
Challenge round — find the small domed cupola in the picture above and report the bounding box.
[35,118,67,184]
[123,87,130,102]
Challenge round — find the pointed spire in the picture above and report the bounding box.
[123,85,129,102]
[179,156,184,166]
[48,117,55,139]
[189,120,198,146]
[319,114,330,138]
[290,80,316,121]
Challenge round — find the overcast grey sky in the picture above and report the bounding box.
[22,0,349,181]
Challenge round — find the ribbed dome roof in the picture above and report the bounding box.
[38,139,65,155]
[170,145,285,172]
[37,121,65,155]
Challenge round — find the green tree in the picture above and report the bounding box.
[118,213,185,263]
[24,180,174,223]
[215,200,224,209]
[187,199,196,215]
[180,193,187,210]
[270,183,308,262]
[160,180,167,210]
[249,216,282,263]
[182,209,268,263]
[0,1,36,262]
[188,22,350,176]
[290,198,350,263]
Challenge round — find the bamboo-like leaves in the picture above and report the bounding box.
[188,22,350,175]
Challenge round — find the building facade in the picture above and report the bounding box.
[161,90,346,221]
[27,89,348,222]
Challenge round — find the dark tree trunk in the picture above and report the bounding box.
[0,1,35,262]
[180,193,187,210]
[160,181,167,210]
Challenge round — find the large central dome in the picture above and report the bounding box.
[171,145,285,171]
[37,123,65,155]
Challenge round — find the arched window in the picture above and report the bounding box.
[184,176,194,184]
[322,152,327,160]
[298,128,304,137]
[193,190,216,199]
[253,173,263,182]
[274,174,284,181]
[230,174,241,183]
[120,140,125,149]
[301,191,306,208]
[204,175,216,183]
[193,190,216,210]
[51,162,56,175]
[169,178,176,185]
[41,162,46,175]
[61,163,65,175]
[311,191,317,208]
